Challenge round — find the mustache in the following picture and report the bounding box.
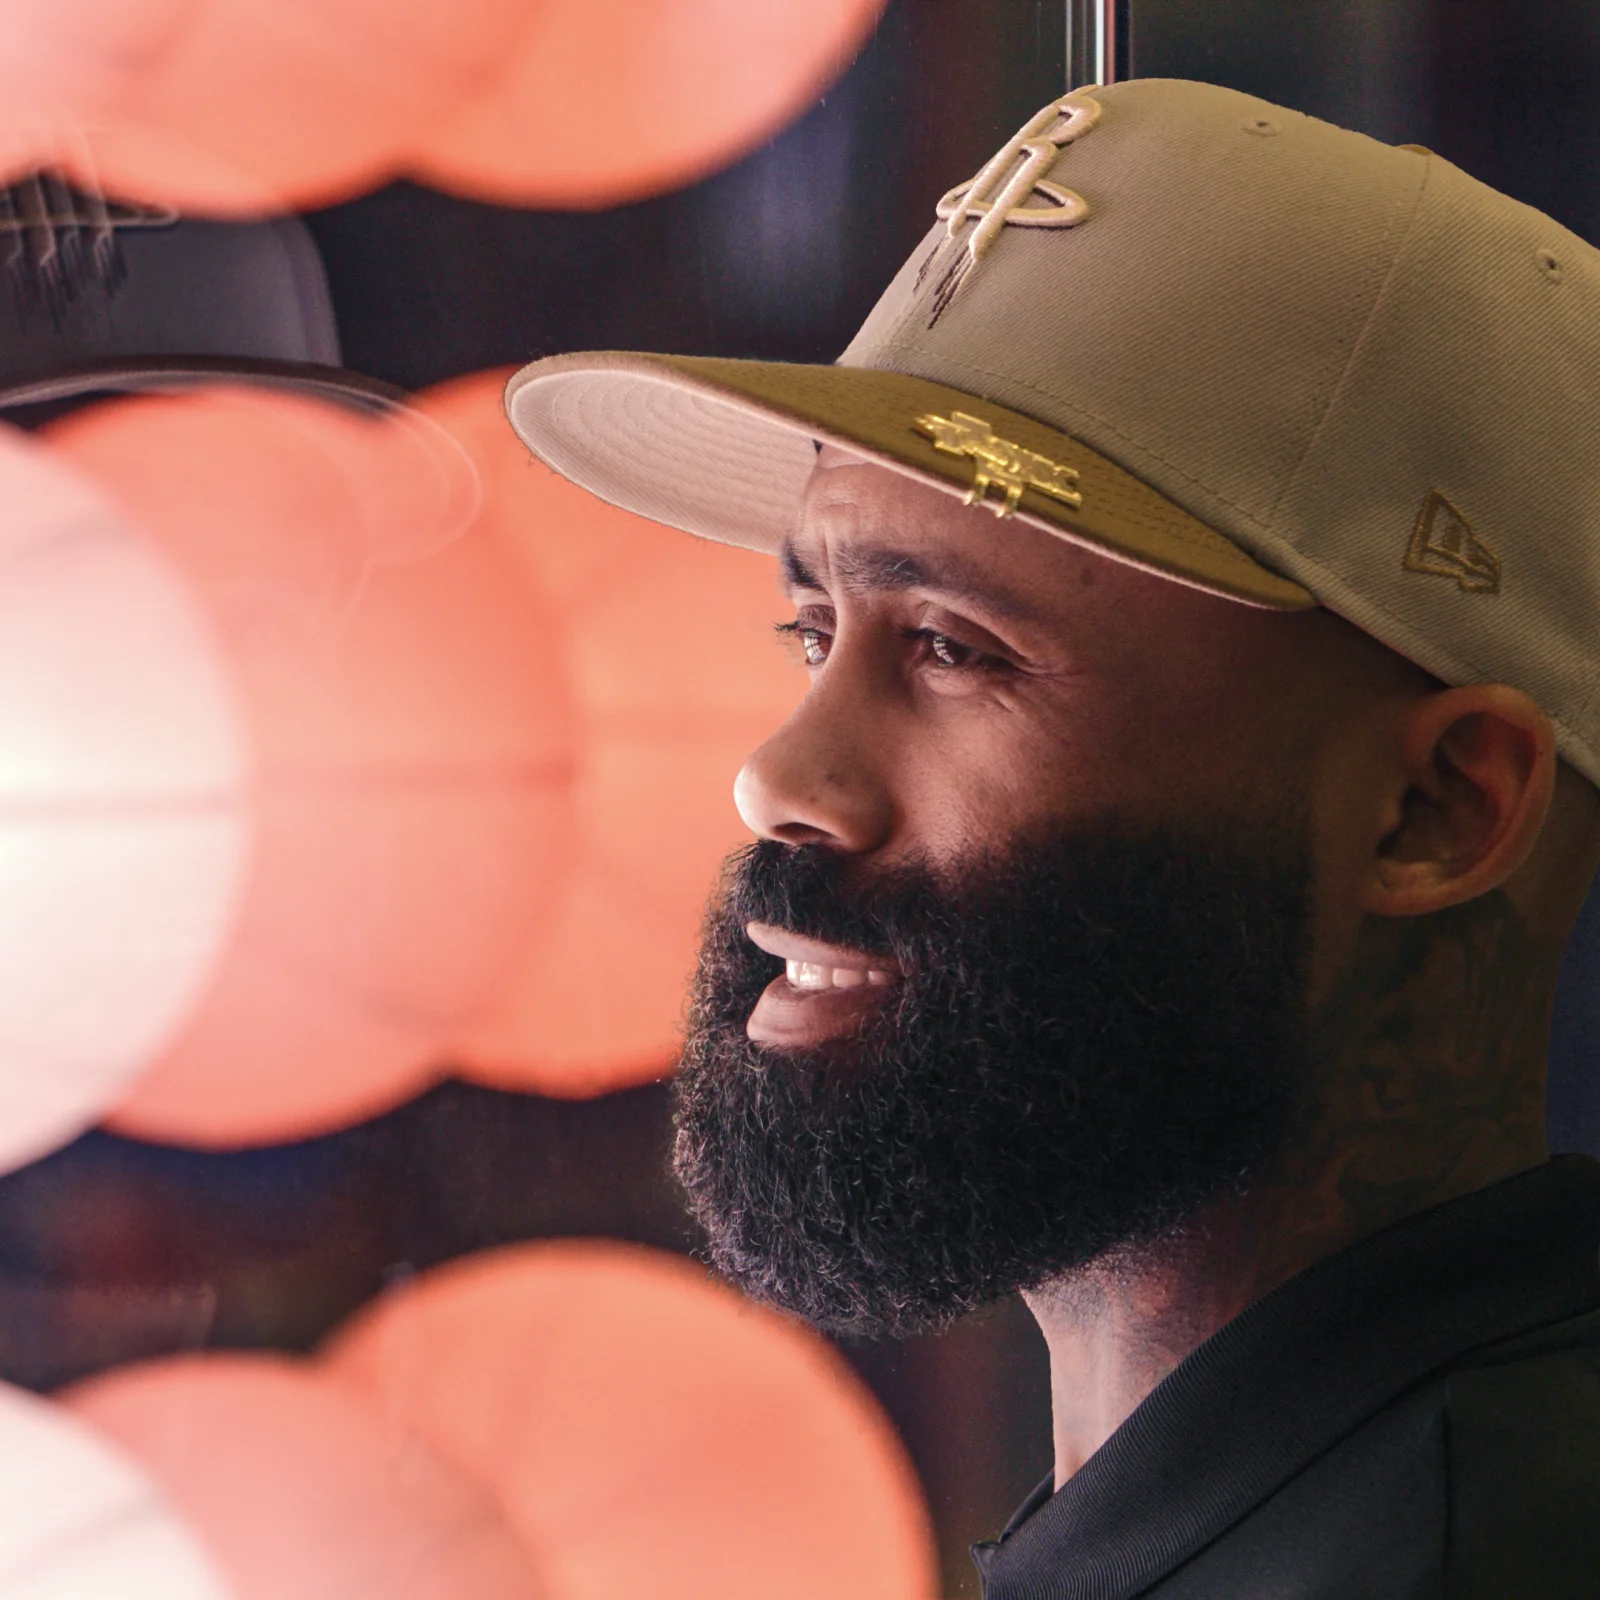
[691,840,985,1064]
[710,837,1047,973]
[714,841,918,953]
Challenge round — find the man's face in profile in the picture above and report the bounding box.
[672,453,1355,1336]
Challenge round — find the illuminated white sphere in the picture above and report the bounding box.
[0,1380,229,1597]
[0,426,249,1172]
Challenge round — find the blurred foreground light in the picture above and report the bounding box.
[65,1354,544,1599]
[424,370,804,1097]
[326,1240,939,1600]
[0,0,887,214]
[14,368,797,1152]
[408,0,889,209]
[0,1379,227,1597]
[65,1244,936,1597]
[43,387,549,1148]
[0,423,247,1173]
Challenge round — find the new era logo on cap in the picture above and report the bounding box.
[1404,490,1501,595]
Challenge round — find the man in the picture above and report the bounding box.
[505,79,1600,1597]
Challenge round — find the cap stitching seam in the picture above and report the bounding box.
[1263,154,1434,529]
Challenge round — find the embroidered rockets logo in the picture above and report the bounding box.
[914,410,1082,517]
[918,91,1102,326]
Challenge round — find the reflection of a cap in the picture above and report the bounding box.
[0,172,398,423]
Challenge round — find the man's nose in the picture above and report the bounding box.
[733,680,895,853]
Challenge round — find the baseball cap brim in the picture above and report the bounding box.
[504,350,1315,611]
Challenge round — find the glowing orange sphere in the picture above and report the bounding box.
[0,422,248,1174]
[65,1353,546,1599]
[412,0,890,209]
[19,365,799,1146]
[322,1241,938,1600]
[421,369,804,1097]
[47,388,573,1147]
[1,0,887,213]
[0,1379,227,1594]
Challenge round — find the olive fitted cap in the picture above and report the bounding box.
[506,78,1600,784]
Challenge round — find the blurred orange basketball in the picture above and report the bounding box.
[30,367,800,1144]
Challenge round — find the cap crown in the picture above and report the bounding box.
[843,78,1600,784]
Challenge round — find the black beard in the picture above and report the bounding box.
[672,821,1313,1339]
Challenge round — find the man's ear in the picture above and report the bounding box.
[1363,684,1557,918]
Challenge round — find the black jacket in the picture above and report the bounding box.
[974,1157,1600,1599]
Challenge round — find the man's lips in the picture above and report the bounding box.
[743,922,901,1047]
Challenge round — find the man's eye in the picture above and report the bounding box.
[913,629,975,669]
[775,620,831,667]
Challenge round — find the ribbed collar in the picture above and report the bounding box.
[974,1156,1600,1600]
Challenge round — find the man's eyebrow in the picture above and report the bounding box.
[780,543,824,592]
[779,537,1044,623]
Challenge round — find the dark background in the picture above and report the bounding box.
[3,4,1598,1594]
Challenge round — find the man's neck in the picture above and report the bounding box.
[1021,1153,1537,1487]
[1021,1185,1297,1486]
[1025,879,1565,1487]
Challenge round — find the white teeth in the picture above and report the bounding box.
[786,959,891,992]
